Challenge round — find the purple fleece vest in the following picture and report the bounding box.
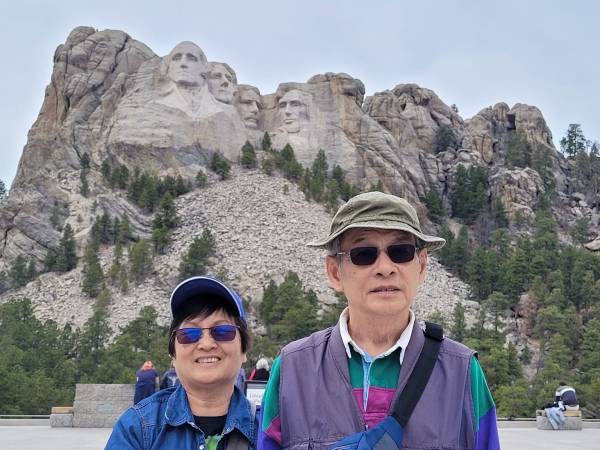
[278,321,476,450]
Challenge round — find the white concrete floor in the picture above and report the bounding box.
[1,425,600,449]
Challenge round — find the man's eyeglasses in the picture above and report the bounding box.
[337,244,420,266]
[173,325,239,344]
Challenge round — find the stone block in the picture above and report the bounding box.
[536,415,582,430]
[50,412,73,427]
[72,384,134,428]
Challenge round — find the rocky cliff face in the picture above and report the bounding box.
[1,26,598,328]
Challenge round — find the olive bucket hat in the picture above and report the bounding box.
[307,191,445,251]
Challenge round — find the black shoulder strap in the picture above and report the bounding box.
[390,321,444,427]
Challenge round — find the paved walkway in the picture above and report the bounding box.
[1,425,599,449]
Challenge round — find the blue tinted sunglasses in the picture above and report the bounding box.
[174,325,239,344]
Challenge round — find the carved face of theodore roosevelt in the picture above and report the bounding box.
[166,42,208,88]
[236,86,262,129]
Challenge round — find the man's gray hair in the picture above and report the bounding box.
[327,236,342,257]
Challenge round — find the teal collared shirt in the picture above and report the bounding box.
[338,307,414,409]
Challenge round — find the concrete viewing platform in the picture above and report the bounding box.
[1,422,600,450]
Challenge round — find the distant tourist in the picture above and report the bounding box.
[555,381,579,411]
[133,360,159,404]
[544,381,579,430]
[248,358,270,381]
[159,361,179,390]
[106,276,257,449]
[258,191,500,449]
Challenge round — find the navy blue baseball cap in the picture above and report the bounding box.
[170,276,247,323]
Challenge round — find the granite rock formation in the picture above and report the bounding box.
[1,26,598,329]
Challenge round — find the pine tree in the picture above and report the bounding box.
[152,226,171,255]
[424,185,445,222]
[485,292,511,333]
[128,240,153,284]
[119,267,129,293]
[79,170,89,197]
[56,224,77,272]
[450,302,466,342]
[153,192,178,230]
[279,144,303,181]
[138,173,158,212]
[261,132,272,152]
[44,249,57,272]
[450,165,488,223]
[80,153,91,169]
[10,255,28,288]
[492,198,509,228]
[178,230,216,280]
[109,243,123,286]
[196,170,208,187]
[101,159,111,181]
[308,149,328,201]
[433,125,457,153]
[50,201,61,230]
[570,217,591,244]
[426,309,446,328]
[81,241,104,298]
[111,164,129,189]
[258,272,320,345]
[111,217,121,245]
[175,175,190,196]
[324,179,341,212]
[210,152,231,180]
[506,130,532,168]
[560,124,588,157]
[438,223,455,267]
[452,226,469,278]
[78,288,112,376]
[117,216,133,244]
[240,141,258,169]
[261,157,274,175]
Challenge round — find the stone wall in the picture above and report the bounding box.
[72,384,133,428]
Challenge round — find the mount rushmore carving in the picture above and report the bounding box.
[0,25,591,275]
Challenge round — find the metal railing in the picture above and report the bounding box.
[0,415,50,419]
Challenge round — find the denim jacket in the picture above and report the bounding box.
[105,384,257,450]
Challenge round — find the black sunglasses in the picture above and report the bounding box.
[173,325,239,344]
[337,243,420,266]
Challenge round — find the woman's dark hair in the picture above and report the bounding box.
[168,296,251,357]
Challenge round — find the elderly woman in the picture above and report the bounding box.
[106,276,256,449]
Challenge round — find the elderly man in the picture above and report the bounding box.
[259,191,499,450]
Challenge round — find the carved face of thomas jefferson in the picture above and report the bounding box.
[278,89,309,133]
[208,62,237,104]
[166,42,208,88]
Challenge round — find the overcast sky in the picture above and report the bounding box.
[1,0,598,189]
